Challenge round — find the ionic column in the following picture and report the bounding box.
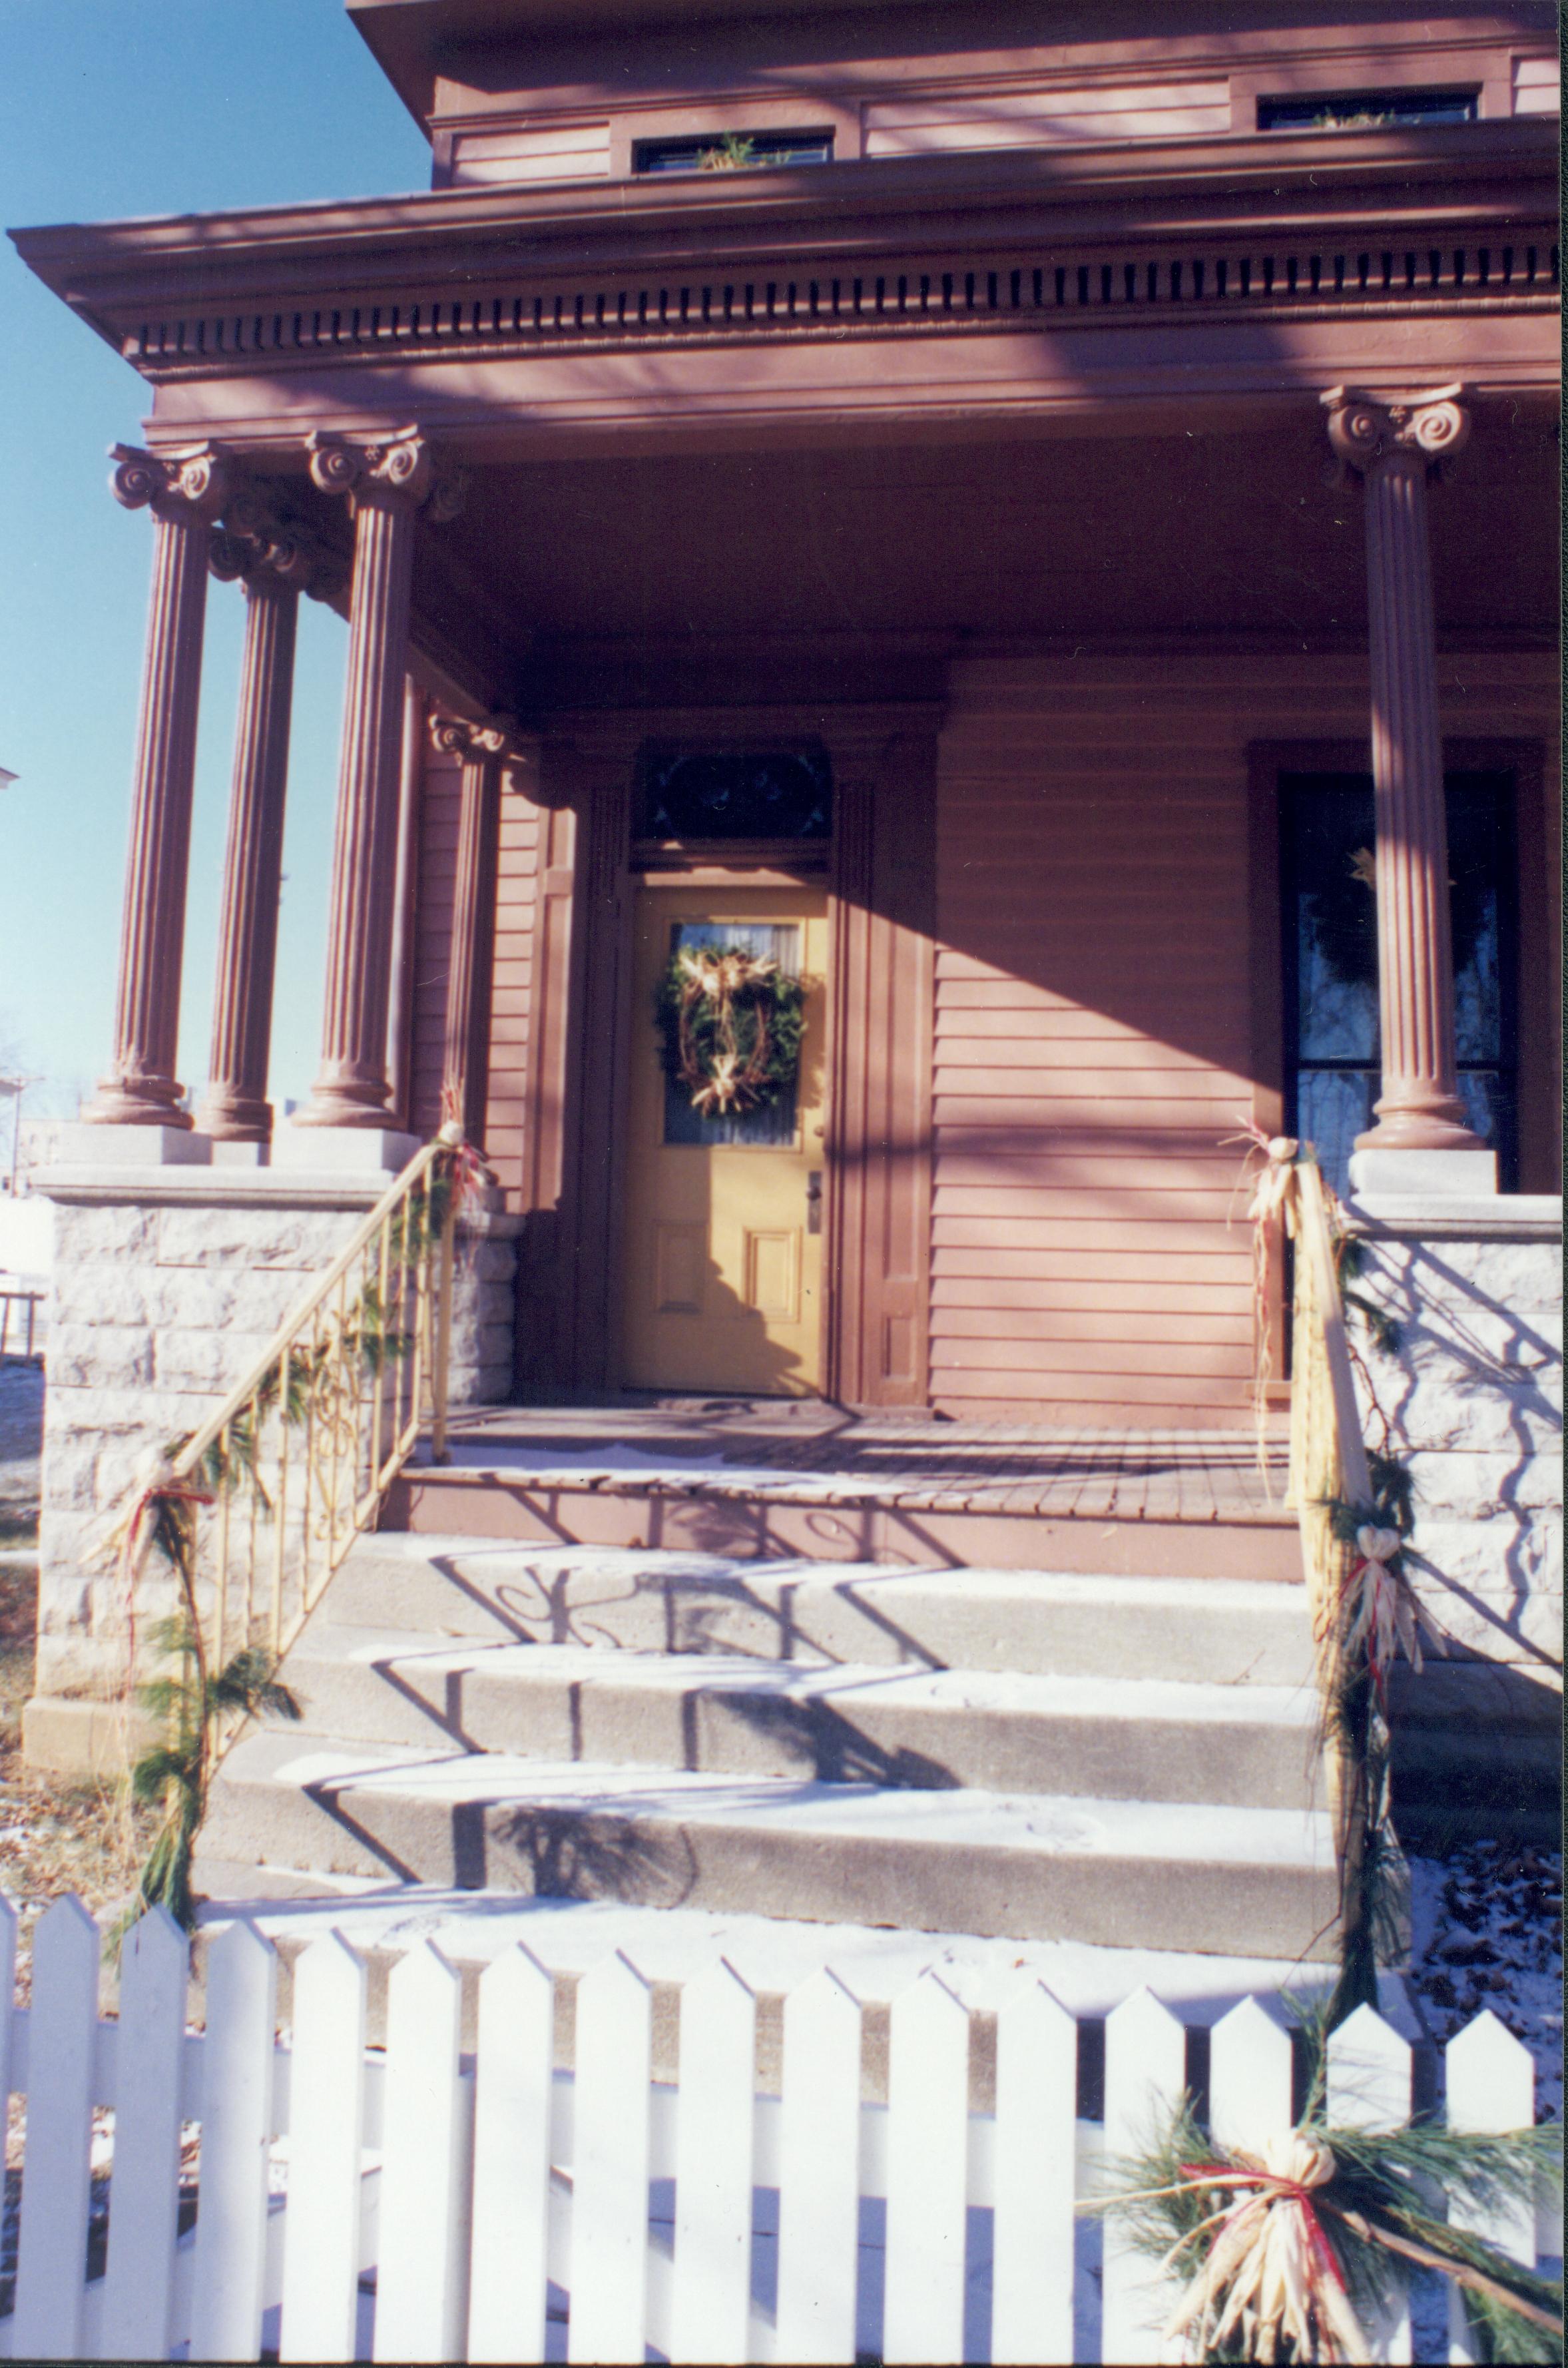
[84,442,230,1127]
[198,504,344,1141]
[295,429,464,1129]
[430,716,516,1142]
[1323,385,1483,1154]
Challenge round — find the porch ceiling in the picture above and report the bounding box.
[417,413,1558,712]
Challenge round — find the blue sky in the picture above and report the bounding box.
[0,1,430,1113]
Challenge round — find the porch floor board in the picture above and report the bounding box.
[436,1402,1292,1526]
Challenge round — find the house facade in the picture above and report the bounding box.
[11,1,1561,1783]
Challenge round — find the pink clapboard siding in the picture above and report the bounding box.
[931,657,1289,1428]
[864,79,1230,156]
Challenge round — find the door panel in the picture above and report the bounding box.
[621,885,828,1394]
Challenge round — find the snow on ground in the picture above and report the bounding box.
[1408,1839,1563,2123]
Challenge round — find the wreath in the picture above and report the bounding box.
[656,945,806,1118]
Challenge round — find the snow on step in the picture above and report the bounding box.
[324,1536,1314,1685]
[280,1626,1320,1807]
[203,1733,1340,1959]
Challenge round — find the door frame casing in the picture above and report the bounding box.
[515,705,942,1402]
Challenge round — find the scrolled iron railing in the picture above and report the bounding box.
[101,1128,470,1924]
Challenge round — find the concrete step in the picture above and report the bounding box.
[384,1460,1302,1578]
[280,1624,1321,1809]
[199,1730,1340,1962]
[328,1537,1316,1686]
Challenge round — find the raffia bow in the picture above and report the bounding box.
[1161,2132,1370,2365]
[1337,1521,1442,1709]
[674,946,782,1116]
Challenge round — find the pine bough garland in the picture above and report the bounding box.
[1097,2084,1561,2363]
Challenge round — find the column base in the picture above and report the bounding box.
[57,1122,211,1167]
[1348,1147,1498,1199]
[272,1123,421,1175]
[196,1091,273,1143]
[210,1139,272,1169]
[80,1078,193,1129]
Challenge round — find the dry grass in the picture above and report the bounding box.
[0,1560,156,1996]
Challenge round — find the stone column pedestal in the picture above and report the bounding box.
[83,443,229,1131]
[1323,386,1486,1173]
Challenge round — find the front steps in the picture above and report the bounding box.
[198,1530,1343,1963]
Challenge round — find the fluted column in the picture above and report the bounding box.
[198,502,344,1141]
[431,716,515,1141]
[295,429,464,1129]
[1324,385,1482,1153]
[84,442,229,1127]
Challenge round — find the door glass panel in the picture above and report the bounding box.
[662,922,802,1147]
[1282,772,1517,1196]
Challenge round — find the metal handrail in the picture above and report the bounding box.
[1284,1153,1378,1973]
[159,1133,457,1695]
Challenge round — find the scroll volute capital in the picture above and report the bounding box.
[308,428,466,523]
[429,713,546,798]
[111,440,231,522]
[209,478,348,603]
[1322,384,1471,476]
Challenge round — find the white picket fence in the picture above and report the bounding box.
[0,1895,1549,2365]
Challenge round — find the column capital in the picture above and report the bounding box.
[306,427,467,521]
[1322,384,1471,475]
[110,441,231,523]
[209,479,348,604]
[428,712,522,763]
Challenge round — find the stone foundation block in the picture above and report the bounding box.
[47,1323,155,1391]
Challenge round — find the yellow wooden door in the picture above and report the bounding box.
[621,885,828,1394]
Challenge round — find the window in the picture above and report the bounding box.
[1280,771,1517,1196]
[1259,88,1478,131]
[662,923,800,1147]
[637,745,832,843]
[633,129,834,175]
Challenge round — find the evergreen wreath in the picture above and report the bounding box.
[656,944,806,1118]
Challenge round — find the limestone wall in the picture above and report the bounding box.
[33,1184,517,1705]
[1350,1221,1561,1673]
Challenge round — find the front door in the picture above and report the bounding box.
[621,884,828,1394]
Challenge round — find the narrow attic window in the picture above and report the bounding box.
[633,129,834,174]
[1258,88,1478,131]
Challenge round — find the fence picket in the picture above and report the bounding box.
[776,1965,862,2366]
[0,1897,15,2122]
[992,1979,1076,2367]
[1101,1987,1186,2366]
[99,1909,188,2362]
[12,1894,100,2361]
[884,1970,969,2365]
[278,1930,368,2364]
[569,1950,653,2365]
[374,1939,469,2363]
[1443,2010,1535,2365]
[671,1956,756,2367]
[467,1942,555,2365]
[189,1918,280,2363]
[1328,2003,1413,2364]
[1210,1994,1294,2157]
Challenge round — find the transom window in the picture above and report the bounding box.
[637,744,832,843]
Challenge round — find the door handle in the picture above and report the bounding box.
[806,1171,823,1235]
